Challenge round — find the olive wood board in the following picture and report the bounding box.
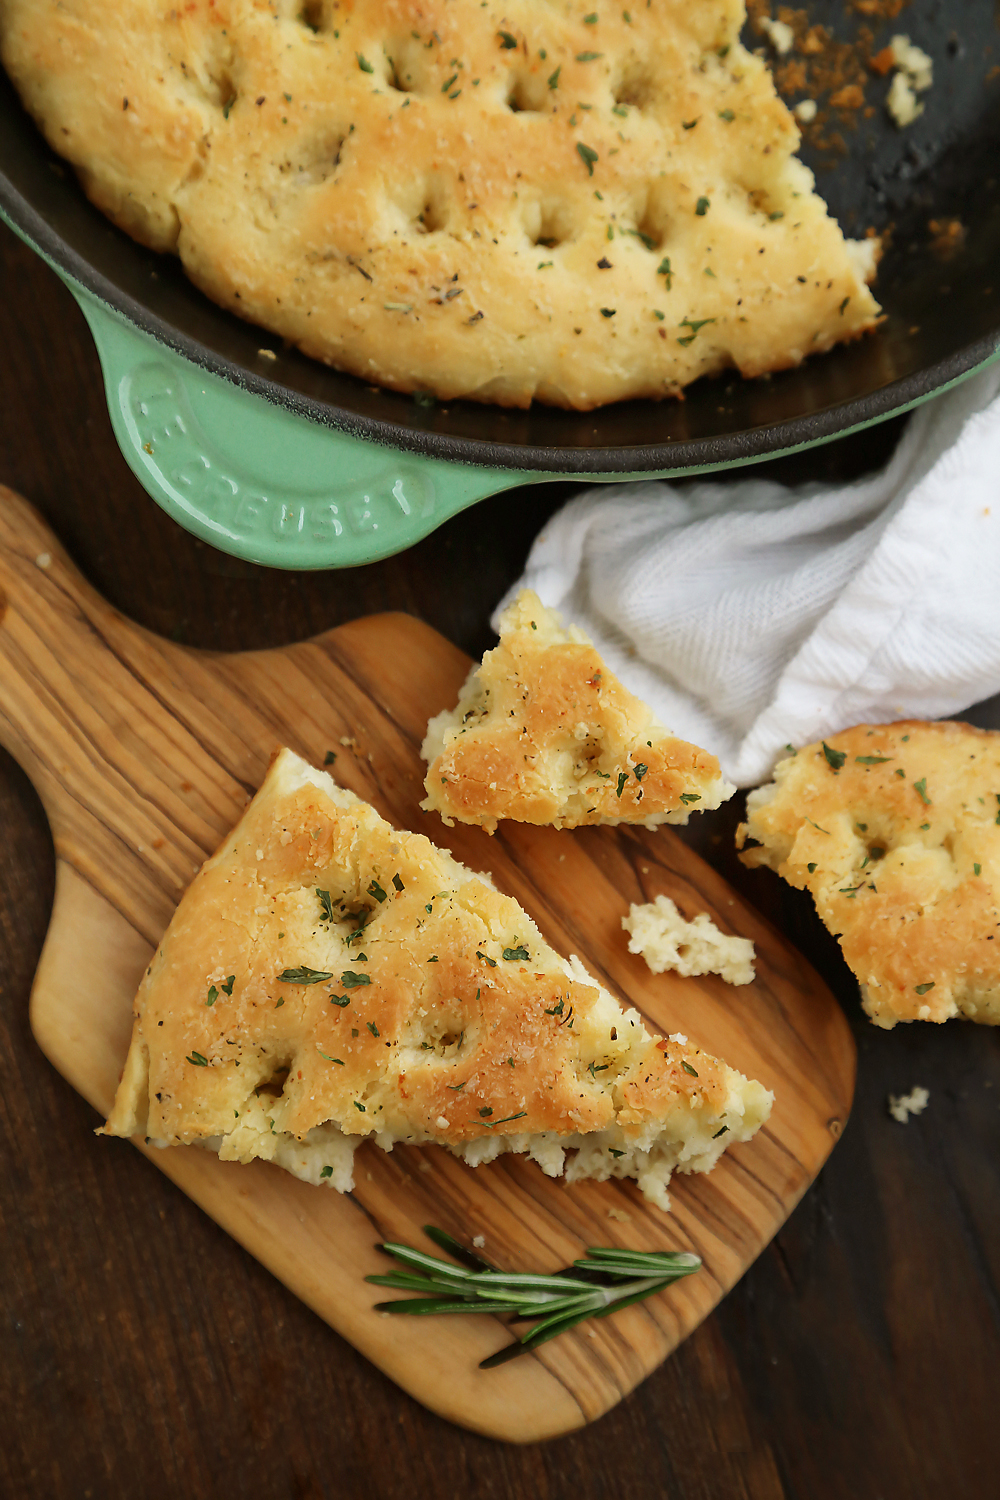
[0,485,855,1443]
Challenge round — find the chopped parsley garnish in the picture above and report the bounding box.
[548,66,561,89]
[633,763,648,781]
[855,755,892,765]
[822,742,847,772]
[545,998,565,1016]
[600,307,616,318]
[329,994,351,1007]
[316,888,335,923]
[279,966,333,984]
[206,984,218,1007]
[718,108,735,122]
[186,1052,208,1067]
[478,1106,494,1118]
[357,53,374,73]
[367,1021,380,1037]
[807,863,817,873]
[895,768,906,778]
[477,951,497,967]
[317,1051,343,1064]
[677,316,715,347]
[713,1125,729,1138]
[974,863,982,877]
[806,818,830,835]
[221,975,235,996]
[913,778,931,805]
[483,1111,527,1127]
[498,30,517,48]
[503,946,530,962]
[914,982,935,995]
[616,770,629,797]
[588,1062,610,1077]
[577,142,599,175]
[275,998,284,1008]
[681,1060,699,1077]
[657,256,673,289]
[320,1165,334,1178]
[576,51,602,62]
[695,196,710,215]
[680,792,701,804]
[392,874,405,892]
[608,1147,625,1157]
[324,750,337,765]
[340,971,371,988]
[354,1101,366,1112]
[368,879,388,903]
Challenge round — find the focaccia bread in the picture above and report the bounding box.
[1,0,879,408]
[421,590,734,832]
[103,748,772,1209]
[737,722,1000,1029]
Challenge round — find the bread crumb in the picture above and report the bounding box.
[760,17,794,55]
[886,35,932,127]
[794,99,817,123]
[472,1234,486,1248]
[35,552,51,569]
[624,896,756,986]
[606,1207,632,1223]
[888,1086,930,1123]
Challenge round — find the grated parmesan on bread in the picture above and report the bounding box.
[103,748,772,1209]
[737,721,1000,1029]
[0,0,880,409]
[421,590,734,833]
[624,896,756,986]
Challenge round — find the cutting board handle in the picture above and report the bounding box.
[0,485,248,934]
[0,484,100,772]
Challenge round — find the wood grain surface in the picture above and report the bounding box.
[2,220,1000,1499]
[0,482,853,1440]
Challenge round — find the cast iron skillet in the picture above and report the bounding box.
[1,0,999,474]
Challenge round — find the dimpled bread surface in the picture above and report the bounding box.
[737,722,1000,1029]
[104,748,772,1208]
[1,0,878,408]
[421,591,734,833]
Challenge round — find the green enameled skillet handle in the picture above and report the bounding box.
[71,288,523,570]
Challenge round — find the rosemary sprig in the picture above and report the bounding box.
[366,1226,701,1367]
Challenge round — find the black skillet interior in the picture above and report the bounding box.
[1,0,999,473]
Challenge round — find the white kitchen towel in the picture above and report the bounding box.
[498,362,1000,788]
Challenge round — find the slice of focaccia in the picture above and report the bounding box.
[421,590,734,833]
[737,721,1000,1029]
[104,748,771,1209]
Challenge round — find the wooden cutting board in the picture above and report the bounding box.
[0,485,855,1443]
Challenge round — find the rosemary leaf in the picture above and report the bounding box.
[366,1229,702,1365]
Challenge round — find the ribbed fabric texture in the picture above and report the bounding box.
[498,364,1000,787]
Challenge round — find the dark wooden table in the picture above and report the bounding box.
[2,220,999,1500]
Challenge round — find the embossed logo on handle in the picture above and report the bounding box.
[119,362,438,555]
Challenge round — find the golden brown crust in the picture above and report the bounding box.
[1,0,879,408]
[421,591,733,832]
[104,749,766,1175]
[737,721,1000,1028]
